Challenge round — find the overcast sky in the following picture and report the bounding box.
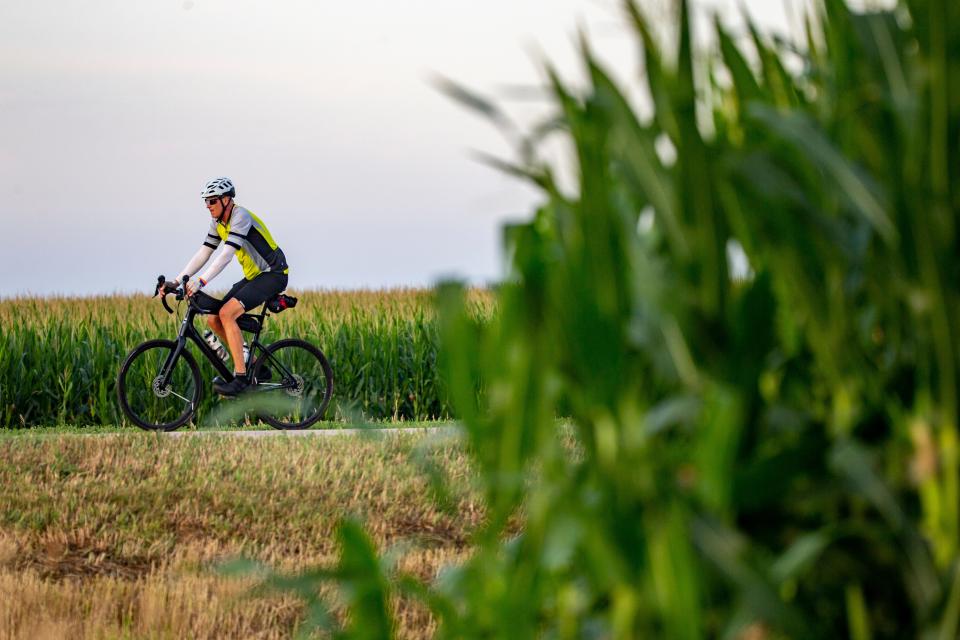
[0,0,809,297]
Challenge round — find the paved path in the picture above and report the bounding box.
[165,426,457,438]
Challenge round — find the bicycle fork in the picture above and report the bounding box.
[155,320,195,408]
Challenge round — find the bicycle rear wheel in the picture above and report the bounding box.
[251,338,333,429]
[117,339,201,431]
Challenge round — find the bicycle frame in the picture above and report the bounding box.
[157,300,272,389]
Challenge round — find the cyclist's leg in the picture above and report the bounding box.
[207,280,246,345]
[218,299,246,373]
[213,273,288,395]
[218,272,288,375]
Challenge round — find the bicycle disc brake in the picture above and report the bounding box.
[285,374,305,397]
[152,376,172,398]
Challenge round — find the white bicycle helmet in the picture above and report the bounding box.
[201,177,235,199]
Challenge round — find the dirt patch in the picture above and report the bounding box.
[388,515,470,549]
[4,537,159,581]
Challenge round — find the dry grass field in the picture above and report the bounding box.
[0,430,477,639]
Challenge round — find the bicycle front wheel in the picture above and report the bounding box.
[252,338,333,430]
[117,339,201,431]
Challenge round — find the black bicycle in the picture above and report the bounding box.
[117,275,333,431]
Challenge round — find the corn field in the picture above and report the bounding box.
[0,288,493,427]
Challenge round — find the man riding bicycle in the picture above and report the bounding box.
[160,177,289,396]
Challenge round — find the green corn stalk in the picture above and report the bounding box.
[277,0,960,636]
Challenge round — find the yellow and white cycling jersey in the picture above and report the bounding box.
[203,206,289,281]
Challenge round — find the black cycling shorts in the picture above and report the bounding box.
[223,271,289,310]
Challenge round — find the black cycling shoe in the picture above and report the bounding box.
[215,369,268,387]
[214,375,253,397]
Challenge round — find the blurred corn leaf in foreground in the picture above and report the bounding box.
[274,0,960,636]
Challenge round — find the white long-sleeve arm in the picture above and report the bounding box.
[197,245,237,285]
[176,245,215,283]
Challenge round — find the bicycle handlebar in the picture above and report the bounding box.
[156,275,188,314]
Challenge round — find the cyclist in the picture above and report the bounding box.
[161,177,289,396]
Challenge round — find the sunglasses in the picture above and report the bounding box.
[205,197,220,205]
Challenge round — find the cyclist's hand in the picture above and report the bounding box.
[155,280,178,298]
[185,278,204,297]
